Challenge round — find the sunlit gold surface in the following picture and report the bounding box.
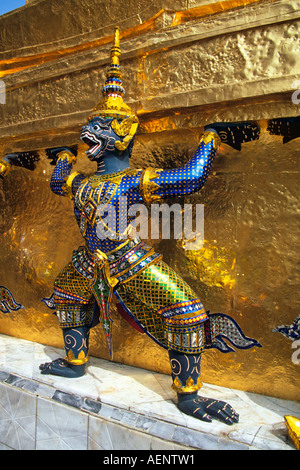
[0,159,12,178]
[0,0,299,402]
[0,0,262,79]
[171,0,262,26]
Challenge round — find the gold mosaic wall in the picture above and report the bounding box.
[0,0,299,401]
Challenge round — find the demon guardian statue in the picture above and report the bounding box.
[5,27,296,425]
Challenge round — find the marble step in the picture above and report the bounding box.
[0,333,298,450]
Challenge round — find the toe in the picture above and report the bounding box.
[194,409,212,423]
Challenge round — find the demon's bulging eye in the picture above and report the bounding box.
[93,124,101,131]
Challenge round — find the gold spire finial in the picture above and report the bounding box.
[102,26,123,98]
[111,26,121,66]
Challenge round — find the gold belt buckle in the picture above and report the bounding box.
[93,249,118,289]
[94,249,108,266]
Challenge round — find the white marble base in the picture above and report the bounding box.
[0,333,299,450]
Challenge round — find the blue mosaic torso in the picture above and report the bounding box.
[50,131,219,259]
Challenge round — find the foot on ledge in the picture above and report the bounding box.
[39,358,86,378]
[177,392,239,425]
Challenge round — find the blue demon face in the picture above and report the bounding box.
[80,117,119,161]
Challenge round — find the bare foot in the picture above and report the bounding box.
[177,393,239,425]
[39,358,86,378]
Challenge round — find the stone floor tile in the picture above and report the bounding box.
[36,397,88,450]
[0,382,36,450]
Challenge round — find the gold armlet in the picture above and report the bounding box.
[140,167,163,204]
[57,151,77,165]
[61,171,80,199]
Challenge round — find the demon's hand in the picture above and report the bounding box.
[267,116,300,143]
[0,151,39,178]
[205,121,260,151]
[46,146,78,165]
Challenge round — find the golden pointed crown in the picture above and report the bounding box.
[88,26,138,151]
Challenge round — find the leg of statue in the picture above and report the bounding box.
[39,325,90,378]
[116,260,241,424]
[39,261,95,377]
[168,350,239,425]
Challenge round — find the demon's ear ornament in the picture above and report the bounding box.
[88,26,139,151]
[112,115,139,151]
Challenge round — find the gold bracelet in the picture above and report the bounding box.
[200,130,221,150]
[57,151,77,165]
[0,159,12,177]
[61,171,80,200]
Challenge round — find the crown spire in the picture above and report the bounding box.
[102,26,125,99]
[111,26,120,66]
[88,26,139,151]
